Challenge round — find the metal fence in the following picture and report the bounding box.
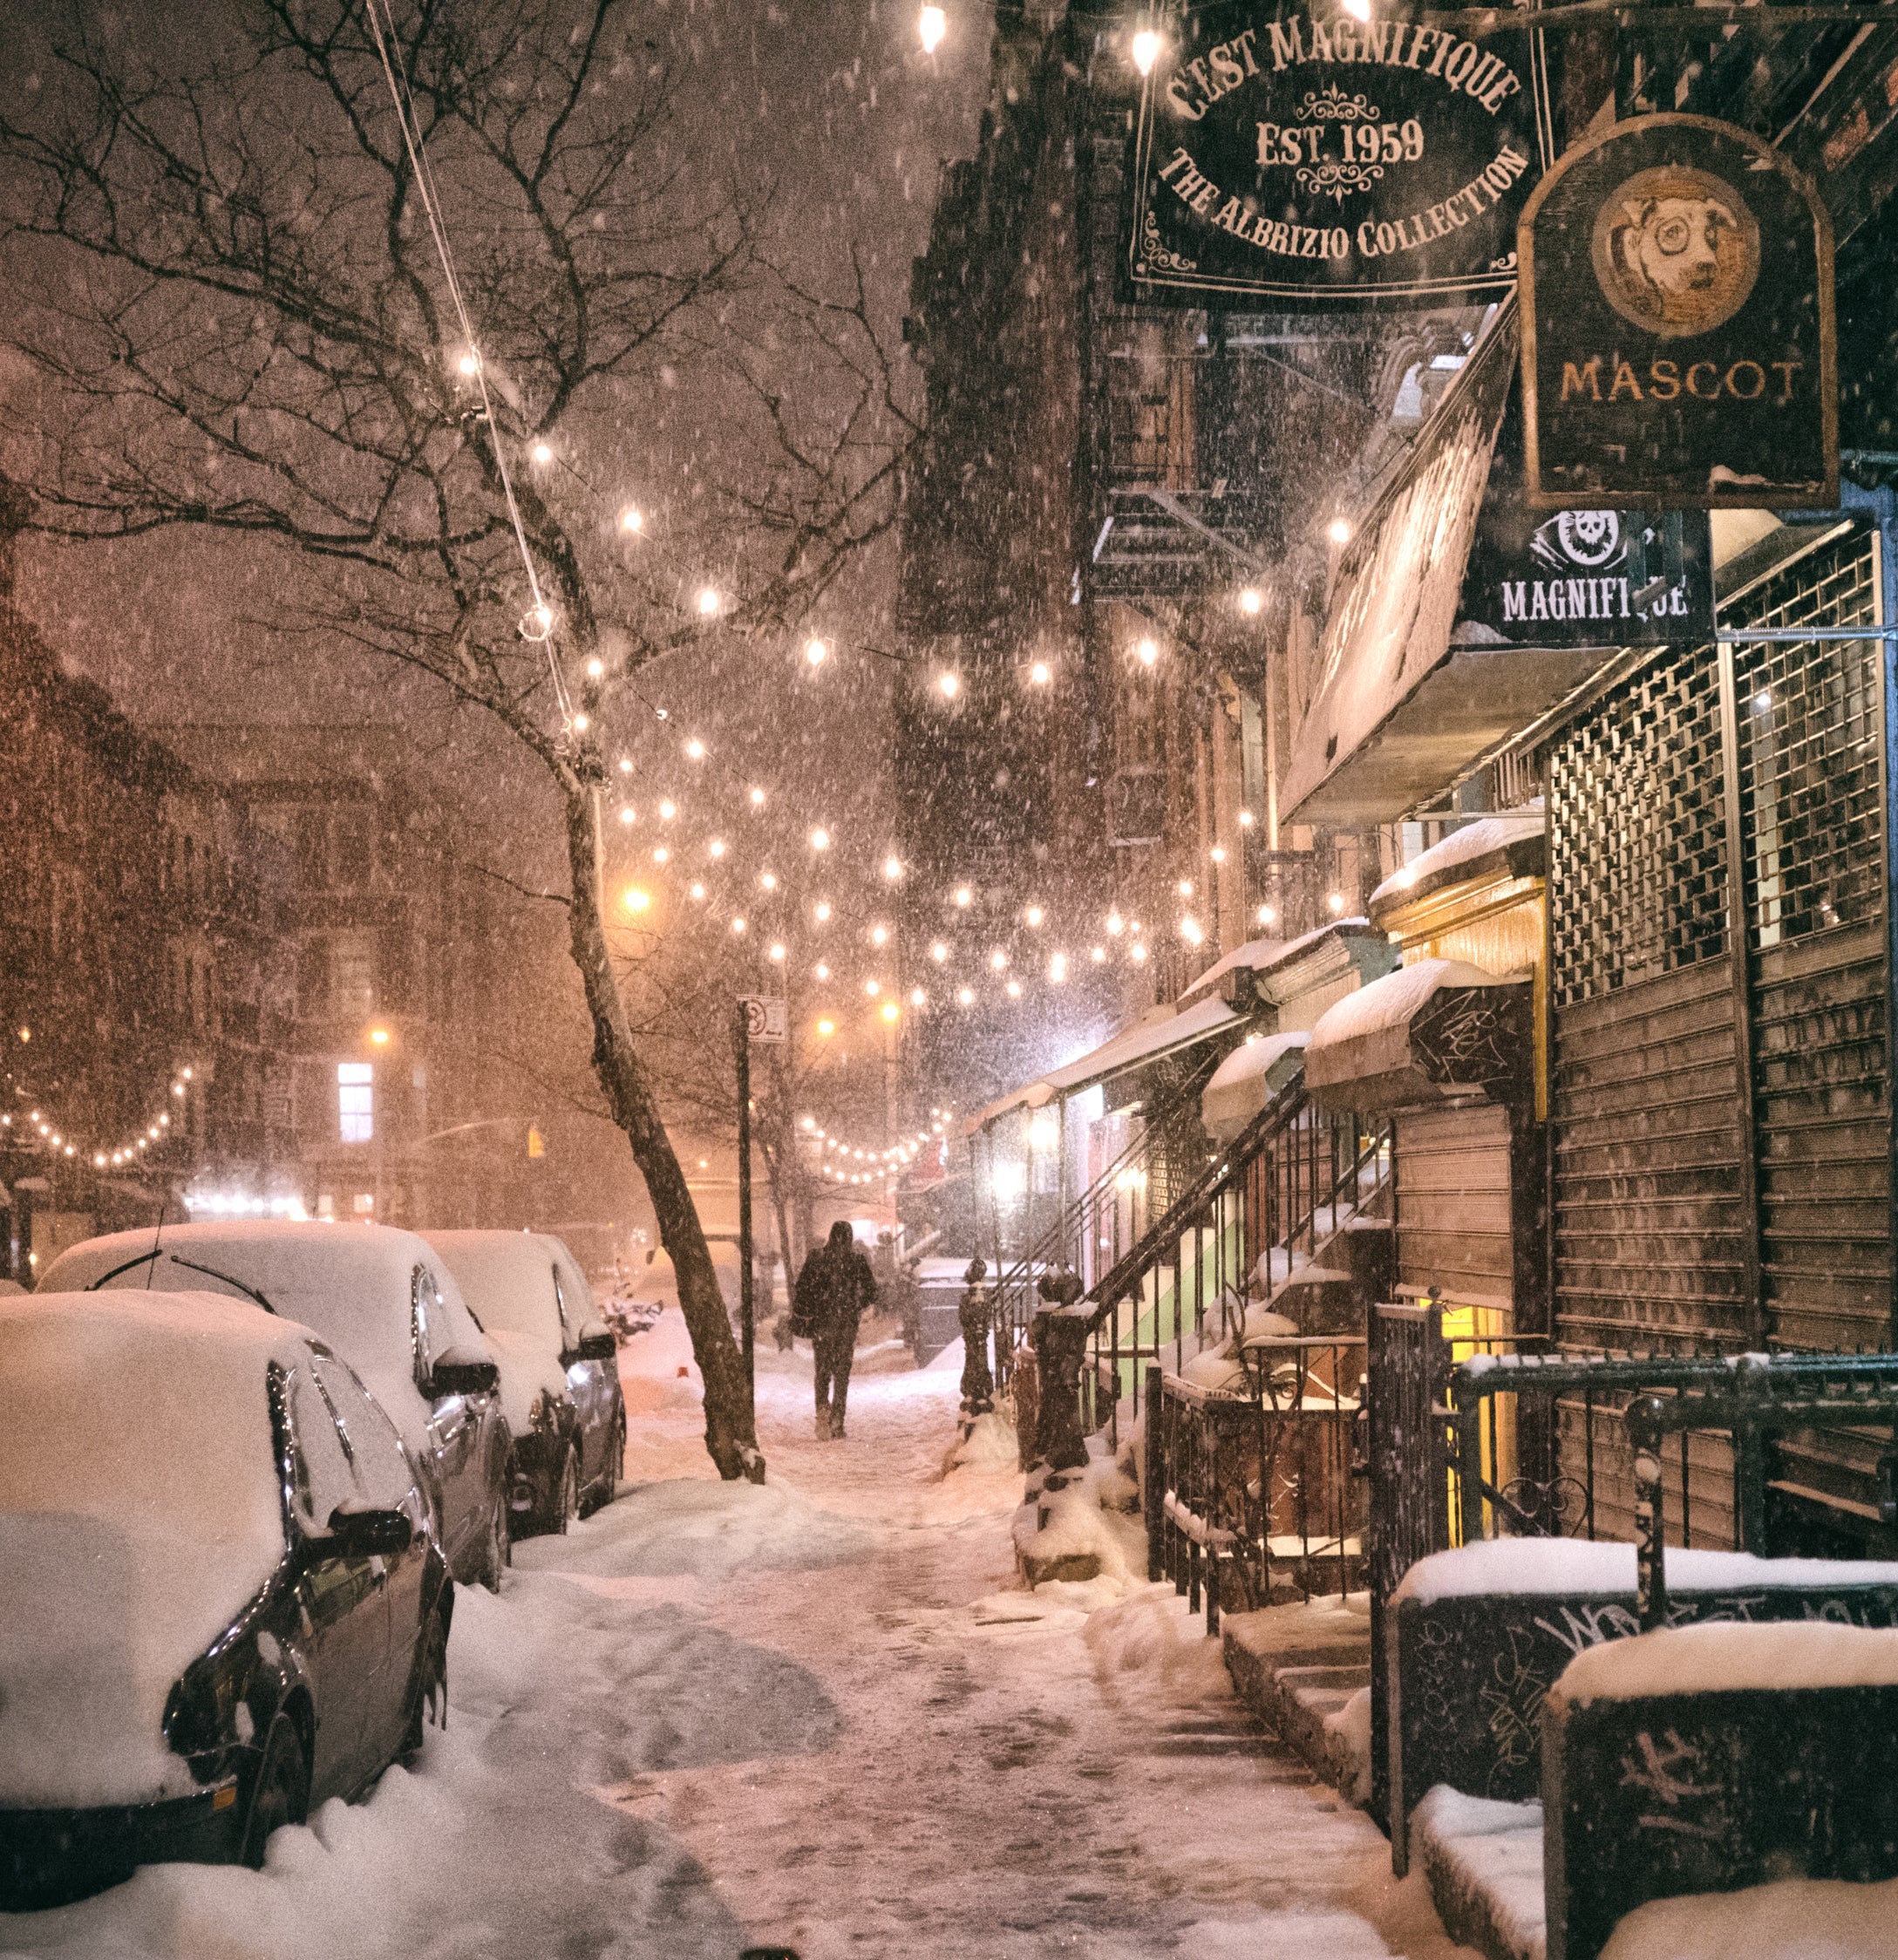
[1146,1335,1368,1632]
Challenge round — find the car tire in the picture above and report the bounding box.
[402,1606,449,1759]
[241,1714,309,1868]
[479,1493,510,1594]
[551,1446,581,1535]
[601,1410,624,1507]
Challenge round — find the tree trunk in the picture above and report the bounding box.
[561,781,764,1482]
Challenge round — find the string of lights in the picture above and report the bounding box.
[3,1061,196,1170]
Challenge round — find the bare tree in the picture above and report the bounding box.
[0,0,916,1480]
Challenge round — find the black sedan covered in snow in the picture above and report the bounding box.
[0,1291,451,1909]
[39,1222,511,1589]
[425,1230,624,1535]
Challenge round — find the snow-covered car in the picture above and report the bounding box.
[424,1230,625,1535]
[0,1291,451,1909]
[38,1222,512,1590]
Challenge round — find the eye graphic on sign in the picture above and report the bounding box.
[1589,166,1760,338]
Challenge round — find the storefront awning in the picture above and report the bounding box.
[1368,803,1546,924]
[1282,306,1524,827]
[1202,1031,1309,1144]
[1304,958,1532,1113]
[968,994,1242,1133]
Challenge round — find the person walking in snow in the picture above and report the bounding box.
[792,1221,877,1439]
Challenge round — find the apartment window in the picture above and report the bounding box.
[337,1062,374,1143]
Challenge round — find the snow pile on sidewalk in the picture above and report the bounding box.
[1324,1686,1373,1804]
[1600,1875,1898,1960]
[1412,1786,1547,1960]
[1013,1441,1144,1589]
[1082,1582,1232,1698]
[515,1466,874,1583]
[942,1408,1018,1474]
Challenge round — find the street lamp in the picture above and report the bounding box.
[920,4,947,53]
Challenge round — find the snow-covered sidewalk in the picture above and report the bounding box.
[0,1312,1469,1958]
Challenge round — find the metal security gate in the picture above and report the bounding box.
[1546,523,1895,1543]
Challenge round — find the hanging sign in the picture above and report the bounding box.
[1125,4,1551,309]
[1457,391,1714,647]
[1520,115,1837,509]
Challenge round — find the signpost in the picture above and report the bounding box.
[734,997,786,1403]
[1520,114,1837,507]
[1125,3,1551,309]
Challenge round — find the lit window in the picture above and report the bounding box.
[337,1062,374,1143]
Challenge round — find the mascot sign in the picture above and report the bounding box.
[1520,115,1836,508]
[1125,4,1552,307]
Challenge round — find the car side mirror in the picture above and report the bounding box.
[562,1323,618,1366]
[428,1342,500,1398]
[323,1504,413,1557]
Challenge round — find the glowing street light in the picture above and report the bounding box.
[1136,636,1160,667]
[806,637,829,668]
[697,586,720,617]
[1030,660,1051,685]
[920,4,947,53]
[938,670,961,699]
[620,506,643,534]
[624,887,652,913]
[530,441,553,465]
[1239,587,1264,616]
[810,827,831,852]
[1328,517,1354,546]
[1131,27,1163,74]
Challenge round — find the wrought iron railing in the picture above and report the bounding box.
[1146,1334,1368,1632]
[1080,1079,1391,1442]
[989,1047,1225,1389]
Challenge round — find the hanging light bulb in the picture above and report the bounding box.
[624,887,651,912]
[954,885,973,908]
[920,4,947,53]
[750,786,766,806]
[760,871,779,891]
[620,506,643,534]
[619,757,634,774]
[815,901,833,922]
[871,925,889,947]
[883,855,902,881]
[685,738,705,760]
[521,601,555,641]
[1006,979,1023,998]
[957,985,976,1006]
[806,637,829,668]
[1258,903,1277,927]
[531,441,554,465]
[697,587,720,616]
[810,827,830,851]
[770,943,786,963]
[659,800,677,820]
[990,949,1008,971]
[1136,637,1160,666]
[690,882,706,901]
[1131,26,1163,74]
[881,1000,901,1024]
[709,838,726,859]
[815,962,831,980]
[1030,660,1051,685]
[1239,808,1255,829]
[1329,517,1354,546]
[1049,953,1068,983]
[457,350,480,377]
[1091,946,1107,963]
[585,657,605,680]
[1107,911,1125,936]
[910,987,927,1007]
[930,942,949,963]
[653,847,669,864]
[1239,587,1264,616]
[571,712,590,733]
[731,916,747,935]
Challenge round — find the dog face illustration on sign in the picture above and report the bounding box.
[1590,166,1760,337]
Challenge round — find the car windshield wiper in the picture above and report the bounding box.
[85,1248,165,1290]
[163,1255,277,1316]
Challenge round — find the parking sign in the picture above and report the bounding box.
[741,996,787,1045]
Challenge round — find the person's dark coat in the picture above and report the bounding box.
[791,1223,877,1341]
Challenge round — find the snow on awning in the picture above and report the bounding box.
[1304,957,1532,1113]
[1281,306,1520,827]
[1178,936,1285,1006]
[1369,802,1545,920]
[1201,1031,1309,1144]
[967,995,1243,1133]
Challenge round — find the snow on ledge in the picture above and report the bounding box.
[1600,1874,1898,1960]
[1369,801,1544,912]
[1392,1538,1898,1607]
[1553,1621,1898,1706]
[1307,956,1509,1059]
